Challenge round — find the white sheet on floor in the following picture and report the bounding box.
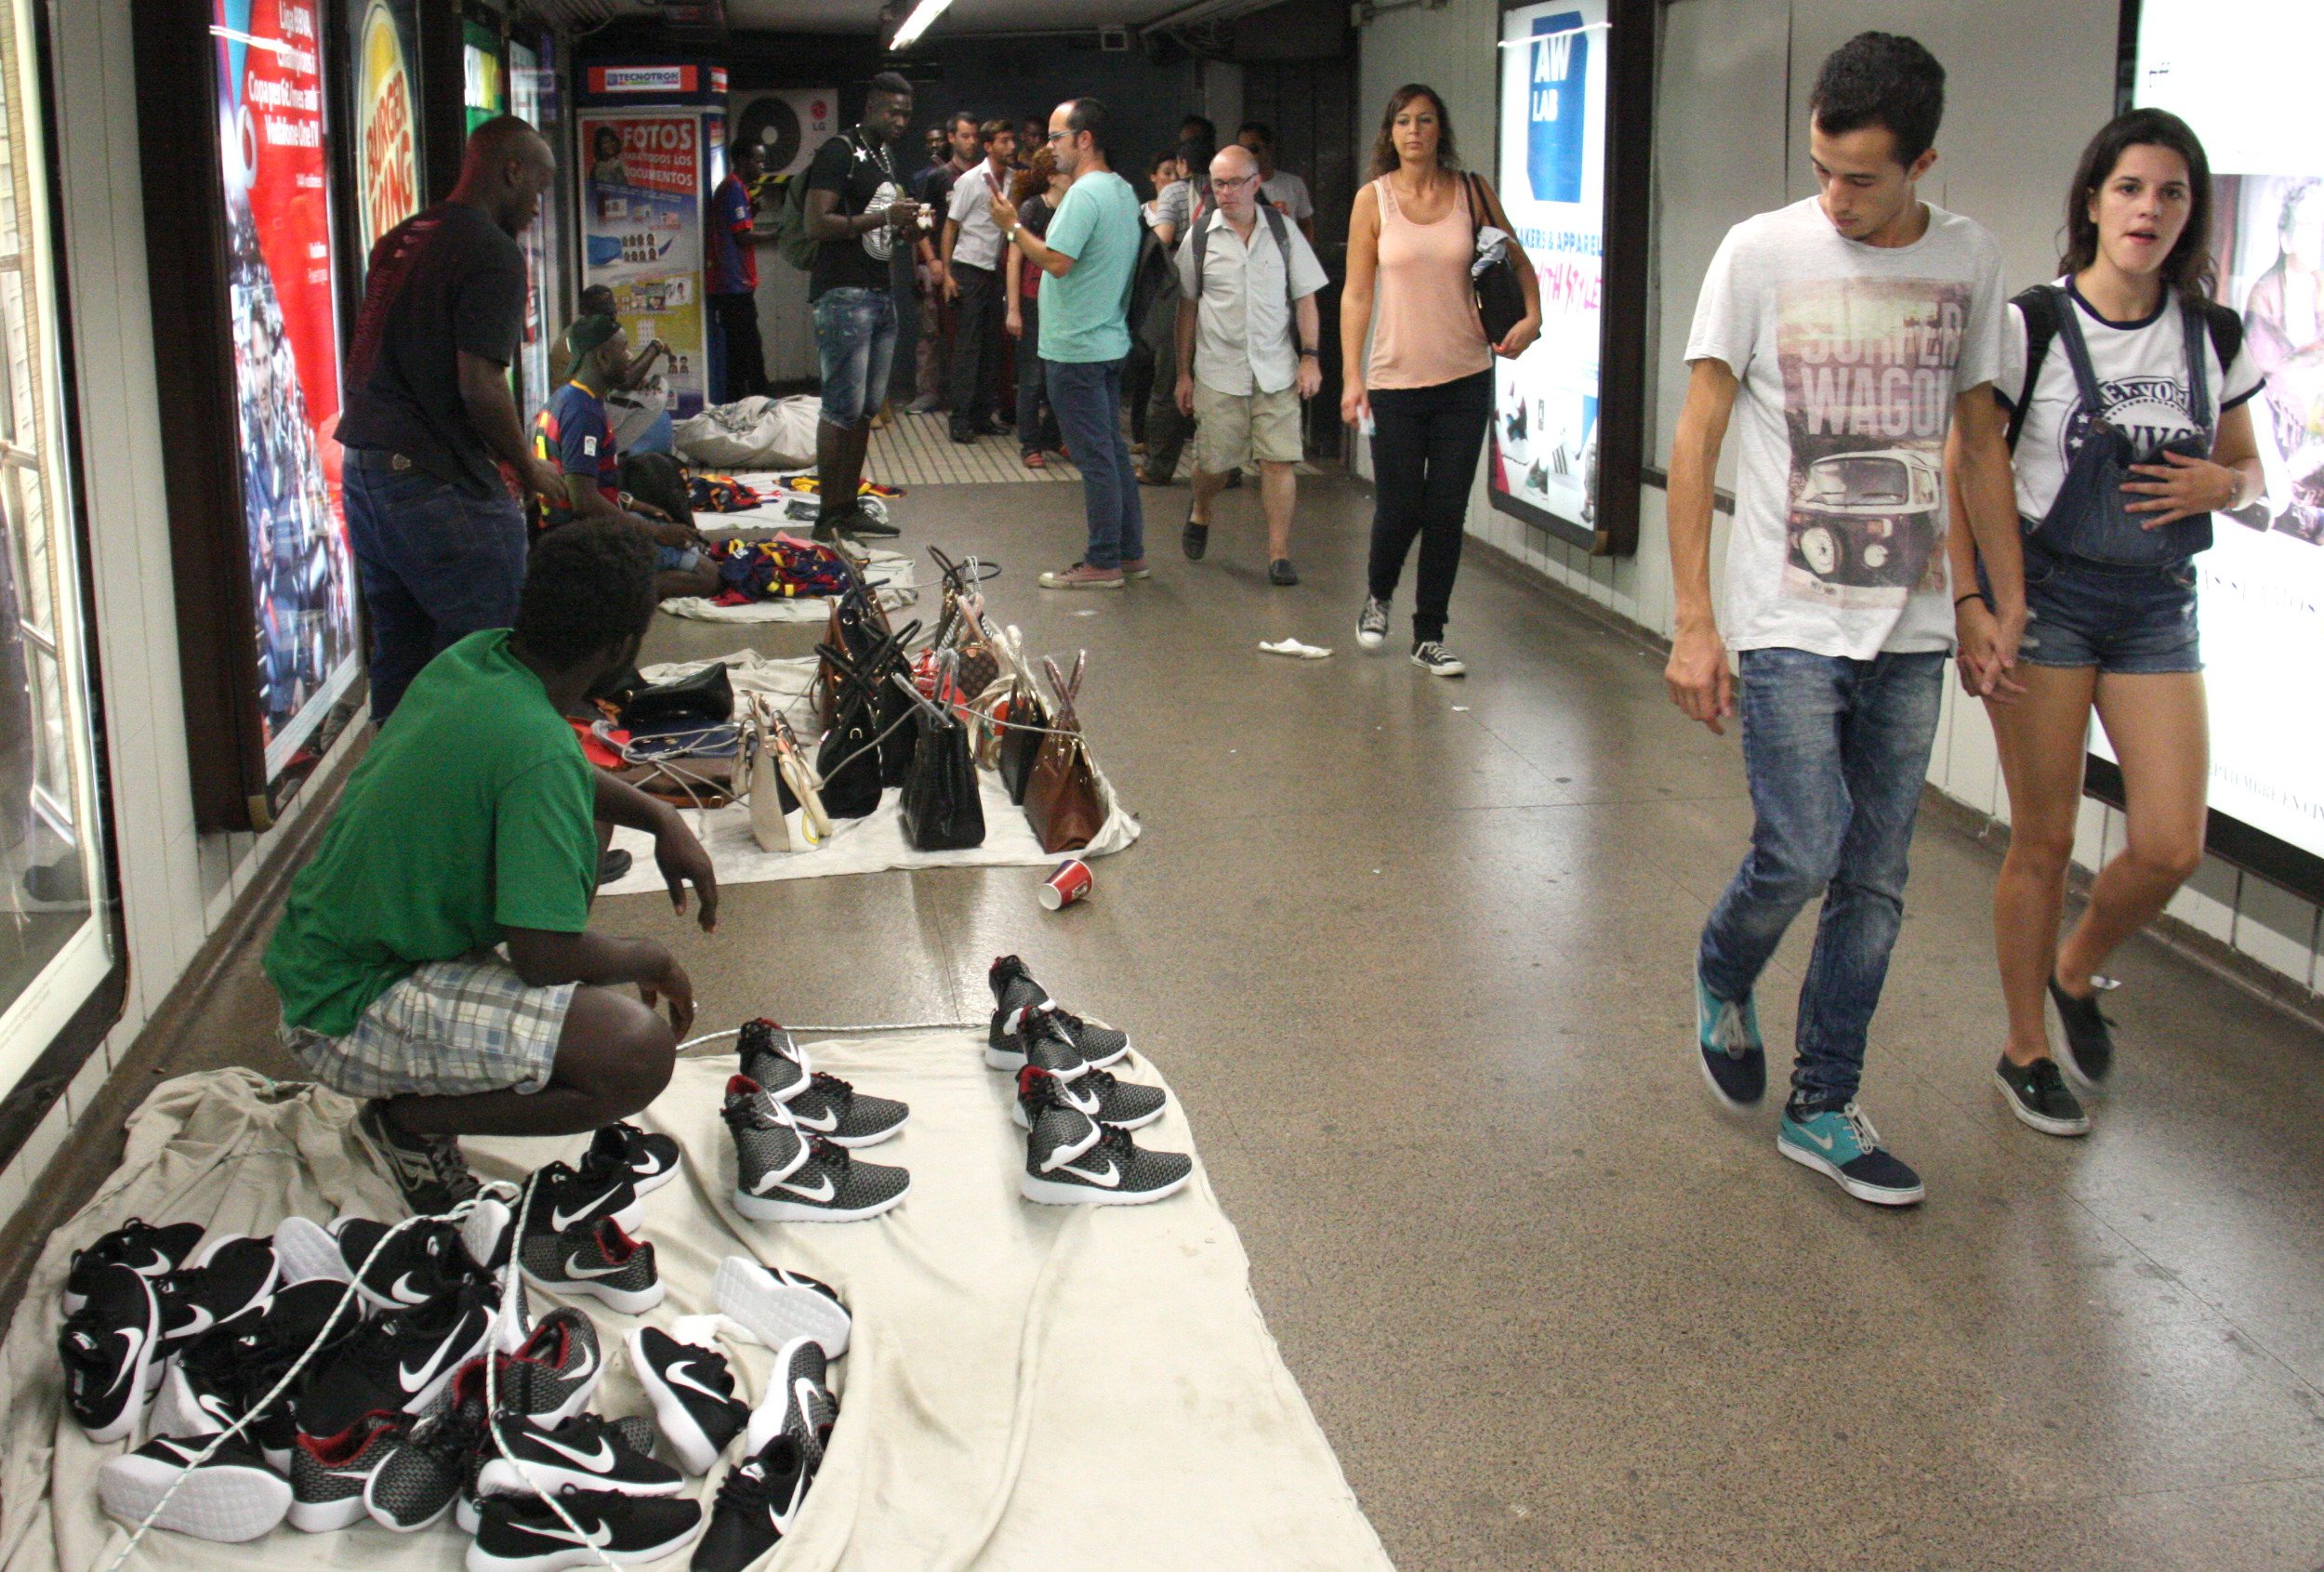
[0,1039,1393,1572]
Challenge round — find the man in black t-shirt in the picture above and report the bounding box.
[338,115,561,723]
[802,73,923,542]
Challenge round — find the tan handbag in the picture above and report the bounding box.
[746,700,790,852]
[1023,654,1105,855]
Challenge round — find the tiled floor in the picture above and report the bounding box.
[865,406,1320,489]
[119,471,2324,1569]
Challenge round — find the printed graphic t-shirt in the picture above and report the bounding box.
[533,380,618,526]
[709,173,759,296]
[1996,276,2264,522]
[806,130,903,301]
[1685,197,2006,658]
[263,630,598,1037]
[1039,170,1141,364]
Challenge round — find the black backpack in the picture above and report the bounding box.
[2004,284,2246,451]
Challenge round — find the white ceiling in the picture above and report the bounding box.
[720,0,1201,35]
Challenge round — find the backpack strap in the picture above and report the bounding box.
[1261,205,1299,345]
[2004,284,2063,453]
[2199,298,2244,408]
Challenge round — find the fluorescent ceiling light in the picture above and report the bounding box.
[889,0,954,49]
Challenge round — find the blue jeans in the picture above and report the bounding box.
[1046,356,1143,569]
[1014,296,1061,454]
[342,455,527,724]
[1697,648,1946,1103]
[812,286,898,429]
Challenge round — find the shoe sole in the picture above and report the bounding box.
[286,1491,374,1533]
[731,1183,909,1224]
[100,1452,292,1542]
[474,1458,685,1499]
[464,1522,702,1572]
[1356,631,1385,649]
[982,1044,1092,1078]
[2045,988,2110,1090]
[1775,1136,1925,1207]
[627,1328,735,1474]
[271,1214,354,1288]
[1020,1169,1192,1207]
[630,1165,680,1196]
[1992,1070,2092,1137]
[1410,655,1467,677]
[519,1265,666,1315]
[713,1256,853,1359]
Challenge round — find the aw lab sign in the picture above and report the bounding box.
[1526,9,1589,205]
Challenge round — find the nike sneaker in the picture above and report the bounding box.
[520,1216,666,1314]
[743,1336,838,1467]
[724,1076,911,1223]
[1018,1068,1194,1207]
[734,1019,812,1103]
[1696,964,1767,1109]
[1776,1096,1925,1207]
[151,1234,280,1353]
[358,1098,479,1216]
[59,1263,164,1443]
[365,1402,486,1532]
[467,1487,702,1572]
[161,1277,363,1467]
[1010,1058,1165,1131]
[474,1411,685,1499]
[497,1308,605,1425]
[99,1433,293,1543]
[983,1005,1090,1080]
[691,1433,814,1572]
[987,957,1131,1067]
[62,1218,205,1314]
[779,1069,910,1149]
[464,1190,519,1277]
[276,1215,482,1314]
[294,1278,496,1438]
[582,1121,683,1197]
[629,1325,748,1476]
[288,1409,407,1532]
[712,1254,852,1360]
[520,1158,646,1242]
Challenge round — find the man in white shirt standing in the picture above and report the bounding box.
[1663,33,2026,1207]
[942,118,1017,443]
[1173,144,1327,584]
[1235,121,1315,244]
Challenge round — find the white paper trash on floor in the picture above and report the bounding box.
[0,1045,1395,1572]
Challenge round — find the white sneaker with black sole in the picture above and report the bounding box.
[1410,641,1466,677]
[99,1434,292,1542]
[713,1254,853,1359]
[723,1076,911,1223]
[1017,1069,1194,1206]
[466,1488,702,1572]
[628,1325,749,1476]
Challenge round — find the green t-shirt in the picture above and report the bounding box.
[264,630,599,1037]
[1037,170,1139,364]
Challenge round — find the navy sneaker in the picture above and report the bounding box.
[1694,966,1765,1108]
[1776,1097,1924,1207]
[1994,1055,2091,1138]
[2046,977,2115,1087]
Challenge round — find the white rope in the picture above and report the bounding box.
[675,1021,978,1057]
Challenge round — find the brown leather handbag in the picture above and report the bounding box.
[1023,654,1104,854]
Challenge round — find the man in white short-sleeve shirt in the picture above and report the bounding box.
[1662,32,2027,1209]
[941,119,1017,443]
[1172,144,1328,583]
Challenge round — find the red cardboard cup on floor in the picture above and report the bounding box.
[1039,858,1093,910]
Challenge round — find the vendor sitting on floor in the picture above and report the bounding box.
[536,312,720,601]
[262,521,720,1214]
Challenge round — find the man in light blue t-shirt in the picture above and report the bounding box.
[992,96,1145,588]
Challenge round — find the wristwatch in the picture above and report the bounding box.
[1299,348,1318,358]
[1007,223,1023,243]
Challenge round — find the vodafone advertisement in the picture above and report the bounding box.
[581,112,706,416]
[212,0,362,773]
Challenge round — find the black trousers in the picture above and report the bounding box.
[1124,338,1155,444]
[947,261,1005,431]
[1366,369,1492,644]
[712,292,765,404]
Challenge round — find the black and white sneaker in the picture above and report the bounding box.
[294,1278,496,1438]
[2047,977,2117,1086]
[712,1254,852,1360]
[499,1307,605,1425]
[691,1433,814,1572]
[1019,1068,1194,1207]
[583,1122,683,1197]
[1994,1054,2092,1137]
[1010,1058,1166,1131]
[99,1434,292,1542]
[59,1262,164,1443]
[780,1070,909,1149]
[468,1488,702,1572]
[743,1336,838,1468]
[474,1411,684,1499]
[63,1218,205,1314]
[521,1217,666,1315]
[520,1158,646,1242]
[984,1004,1090,1080]
[629,1326,749,1476]
[724,1076,911,1223]
[275,1215,483,1312]
[366,1402,486,1532]
[1410,641,1466,677]
[986,956,1131,1066]
[152,1234,280,1353]
[735,1018,812,1102]
[1356,595,1389,650]
[161,1277,362,1467]
[358,1099,479,1215]
[288,1409,407,1532]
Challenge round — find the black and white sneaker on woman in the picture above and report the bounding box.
[743,1336,838,1468]
[520,1217,666,1314]
[63,1218,205,1315]
[987,958,1131,1066]
[712,1254,852,1359]
[690,1433,815,1572]
[59,1262,164,1443]
[629,1326,749,1476]
[1356,595,1390,650]
[468,1488,702,1572]
[723,1076,911,1223]
[1018,1069,1194,1207]
[583,1122,683,1197]
[99,1434,292,1542]
[474,1411,685,1499]
[1410,641,1466,678]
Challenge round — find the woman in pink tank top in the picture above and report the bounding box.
[1339,85,1539,675]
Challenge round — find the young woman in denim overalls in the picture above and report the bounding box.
[1949,110,2265,1138]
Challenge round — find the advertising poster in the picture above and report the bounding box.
[2131,0,2324,872]
[579,111,706,417]
[462,20,502,137]
[510,37,552,412]
[211,0,362,774]
[350,0,417,263]
[1491,0,1607,540]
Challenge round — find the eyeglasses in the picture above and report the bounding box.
[1213,173,1261,191]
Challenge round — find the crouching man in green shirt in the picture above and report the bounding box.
[264,521,719,1213]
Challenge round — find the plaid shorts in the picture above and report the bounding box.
[279,956,574,1100]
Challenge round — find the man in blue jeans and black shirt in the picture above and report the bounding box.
[1663,33,2026,1206]
[337,115,562,724]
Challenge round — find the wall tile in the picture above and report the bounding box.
[2166,857,2239,944]
[2232,878,2320,986]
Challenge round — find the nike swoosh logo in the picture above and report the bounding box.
[130,1250,172,1276]
[530,1521,614,1549]
[563,1252,633,1280]
[531,1432,617,1472]
[549,1200,610,1233]
[664,1359,732,1403]
[561,1341,598,1386]
[399,1333,464,1394]
[788,1105,838,1131]
[385,1272,431,1305]
[790,1377,824,1429]
[778,1172,837,1202]
[106,1328,147,1395]
[195,1393,238,1427]
[168,1305,215,1340]
[1796,1126,1837,1151]
[1060,1083,1099,1115]
[1056,1158,1121,1187]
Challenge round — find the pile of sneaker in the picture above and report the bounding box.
[984,957,1192,1206]
[721,1019,913,1223]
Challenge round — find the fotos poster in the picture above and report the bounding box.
[212,0,361,775]
[580,112,706,417]
[1491,0,1606,537]
[350,0,418,264]
[2133,0,2324,865]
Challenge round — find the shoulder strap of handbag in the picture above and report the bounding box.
[2010,282,2245,452]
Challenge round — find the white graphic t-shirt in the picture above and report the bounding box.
[1996,277,2265,522]
[1686,197,2006,658]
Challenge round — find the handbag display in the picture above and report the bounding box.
[1023,654,1105,855]
[895,675,986,852]
[620,662,734,727]
[814,640,889,820]
[1465,172,1525,349]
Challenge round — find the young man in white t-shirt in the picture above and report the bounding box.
[1663,33,2027,1207]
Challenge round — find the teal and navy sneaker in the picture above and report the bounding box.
[1776,1097,1924,1207]
[1695,967,1765,1108]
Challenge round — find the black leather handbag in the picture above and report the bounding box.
[997,678,1049,805]
[620,663,733,727]
[1465,172,1525,348]
[814,640,892,819]
[900,696,986,852]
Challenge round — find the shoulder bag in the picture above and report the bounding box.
[896,671,986,852]
[1464,172,1525,348]
[1023,654,1105,854]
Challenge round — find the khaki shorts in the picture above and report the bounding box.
[1193,381,1303,473]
